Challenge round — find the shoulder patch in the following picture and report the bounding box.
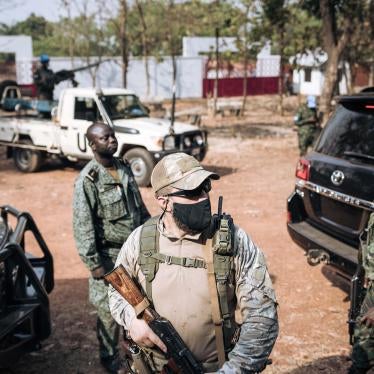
[85,168,98,182]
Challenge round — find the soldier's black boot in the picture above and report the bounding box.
[101,354,121,374]
[348,364,369,374]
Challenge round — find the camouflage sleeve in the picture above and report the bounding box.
[363,213,374,280]
[108,226,142,330]
[218,227,278,374]
[72,176,102,271]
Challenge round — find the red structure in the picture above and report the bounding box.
[202,77,279,98]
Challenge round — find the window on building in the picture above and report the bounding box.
[304,68,312,82]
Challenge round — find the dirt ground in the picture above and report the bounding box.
[0,101,354,373]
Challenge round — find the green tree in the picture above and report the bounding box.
[251,1,321,114]
[301,0,368,122]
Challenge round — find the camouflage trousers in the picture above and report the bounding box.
[297,125,319,156]
[351,283,374,372]
[89,257,120,360]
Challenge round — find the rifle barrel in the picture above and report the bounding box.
[67,59,112,74]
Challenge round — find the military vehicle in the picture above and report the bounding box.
[0,205,54,368]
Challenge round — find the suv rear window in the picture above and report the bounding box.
[315,102,374,163]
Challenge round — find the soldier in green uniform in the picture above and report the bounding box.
[73,122,150,373]
[294,95,320,156]
[350,213,374,374]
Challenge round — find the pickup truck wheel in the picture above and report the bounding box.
[13,141,43,173]
[124,148,154,187]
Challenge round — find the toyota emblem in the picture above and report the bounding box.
[331,170,345,186]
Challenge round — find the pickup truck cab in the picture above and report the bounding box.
[0,88,208,186]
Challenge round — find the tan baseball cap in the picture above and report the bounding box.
[151,153,219,196]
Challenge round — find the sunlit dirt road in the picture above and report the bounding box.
[0,120,352,373]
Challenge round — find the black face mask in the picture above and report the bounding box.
[172,198,212,233]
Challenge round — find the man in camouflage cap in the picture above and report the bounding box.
[109,152,278,373]
[350,213,374,374]
[73,122,150,373]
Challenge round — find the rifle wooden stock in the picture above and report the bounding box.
[105,265,205,374]
[104,265,157,323]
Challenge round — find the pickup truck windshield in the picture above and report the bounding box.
[101,94,149,120]
[315,102,374,164]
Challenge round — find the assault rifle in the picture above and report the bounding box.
[104,265,204,374]
[54,59,111,87]
[348,263,366,345]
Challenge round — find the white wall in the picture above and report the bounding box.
[50,56,205,100]
[0,35,33,84]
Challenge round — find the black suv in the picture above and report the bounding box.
[287,93,374,278]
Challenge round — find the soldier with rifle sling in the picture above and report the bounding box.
[108,152,279,373]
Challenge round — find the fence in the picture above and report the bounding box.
[202,77,280,98]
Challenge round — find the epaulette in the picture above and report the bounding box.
[85,168,98,182]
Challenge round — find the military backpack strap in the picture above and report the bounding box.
[212,215,236,354]
[139,216,160,303]
[204,238,226,367]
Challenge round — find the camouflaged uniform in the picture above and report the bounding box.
[352,213,374,372]
[294,104,320,156]
[108,217,278,373]
[73,157,150,361]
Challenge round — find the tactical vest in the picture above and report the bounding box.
[138,215,237,356]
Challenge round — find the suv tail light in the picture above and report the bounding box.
[295,158,310,180]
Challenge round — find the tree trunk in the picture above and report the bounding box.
[320,48,340,120]
[369,62,374,86]
[278,28,285,116]
[213,26,219,116]
[170,54,177,134]
[119,0,129,88]
[319,0,351,124]
[241,55,248,116]
[135,0,150,97]
[240,3,250,117]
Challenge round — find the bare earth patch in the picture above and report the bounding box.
[0,103,353,373]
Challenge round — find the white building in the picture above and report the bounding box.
[291,49,348,96]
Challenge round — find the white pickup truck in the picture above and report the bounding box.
[0,88,208,186]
